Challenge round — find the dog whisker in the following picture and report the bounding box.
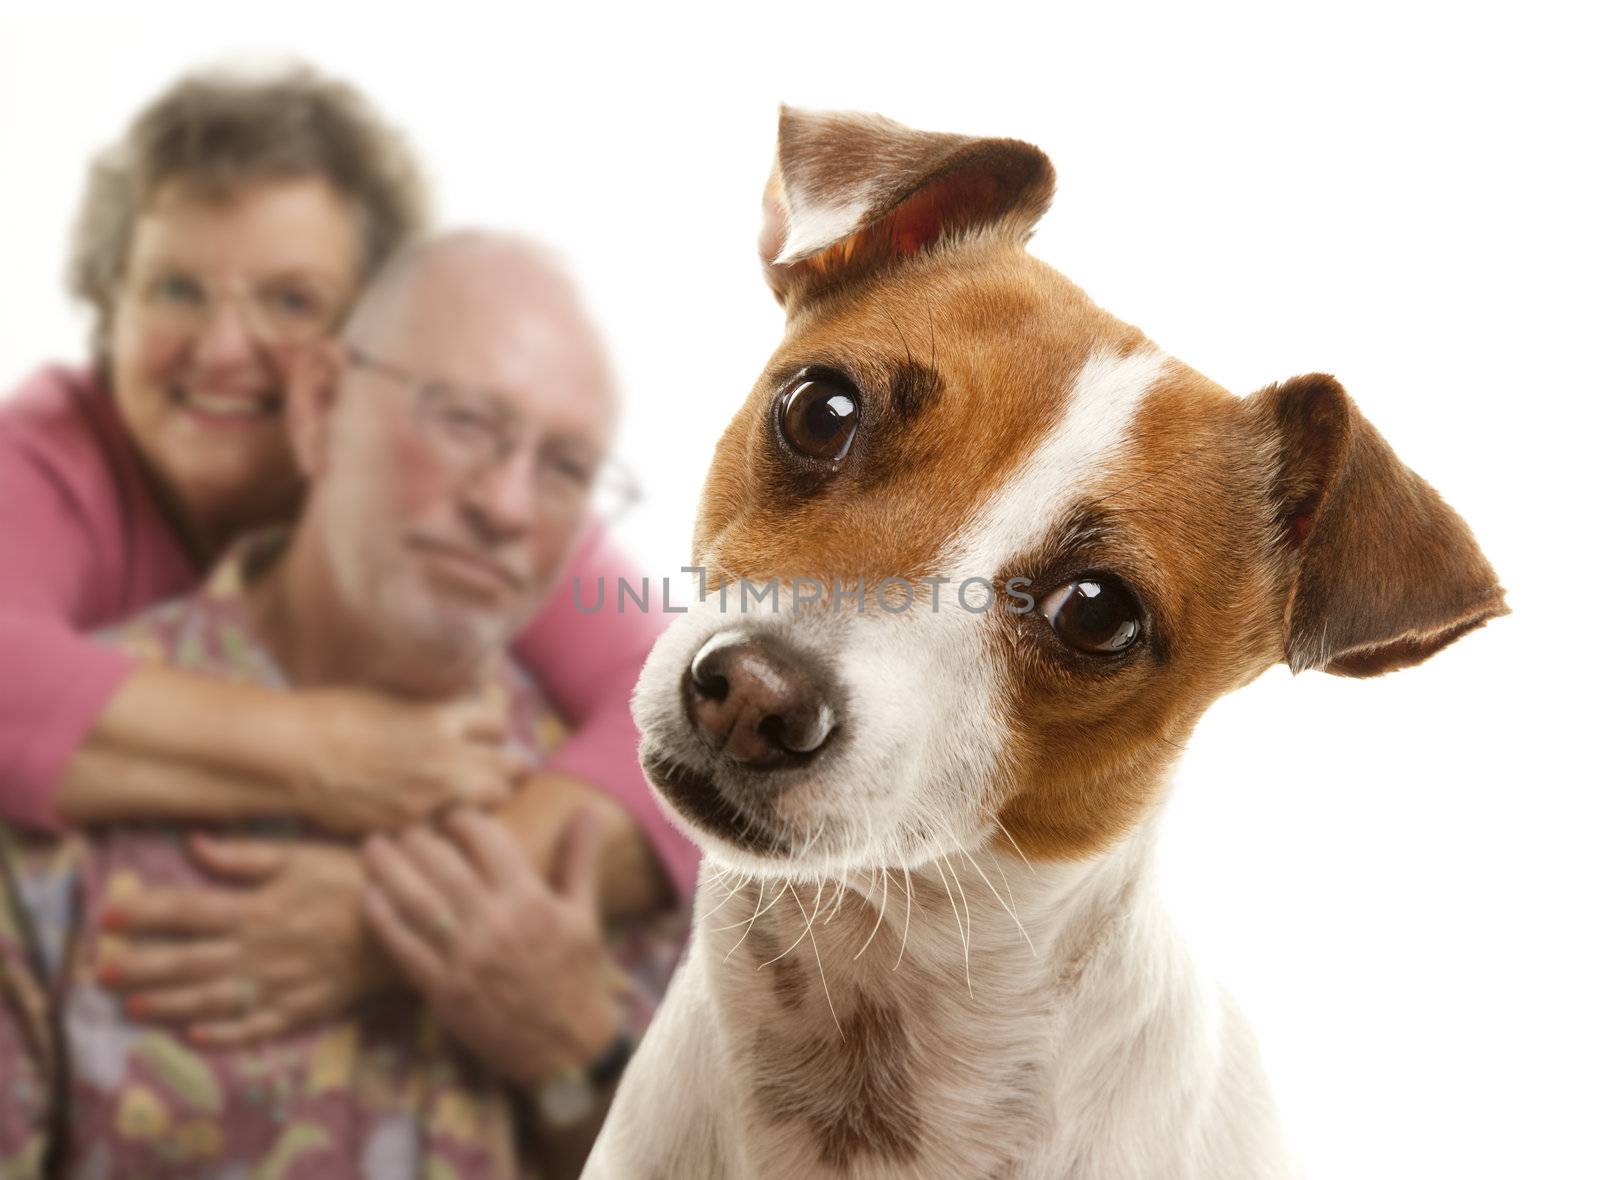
[893,864,913,973]
[944,848,976,967]
[723,878,769,959]
[986,844,1023,931]
[937,821,976,941]
[852,867,891,961]
[700,873,753,926]
[991,816,1037,876]
[759,882,824,971]
[961,844,1037,958]
[887,310,916,372]
[822,876,850,925]
[804,892,844,1039]
[931,853,972,997]
[799,821,824,858]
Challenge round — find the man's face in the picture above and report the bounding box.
[307,260,617,670]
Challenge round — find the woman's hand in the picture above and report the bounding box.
[361,807,624,1089]
[290,689,522,833]
[96,833,396,1046]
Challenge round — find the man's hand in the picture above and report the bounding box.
[293,690,520,832]
[96,834,395,1045]
[361,807,624,1089]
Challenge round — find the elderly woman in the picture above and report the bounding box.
[0,62,694,1168]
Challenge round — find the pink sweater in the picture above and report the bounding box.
[0,365,698,898]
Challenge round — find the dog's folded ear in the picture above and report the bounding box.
[760,106,1054,312]
[1250,373,1508,677]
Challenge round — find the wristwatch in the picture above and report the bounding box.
[535,1029,635,1127]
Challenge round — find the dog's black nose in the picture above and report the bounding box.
[685,633,836,770]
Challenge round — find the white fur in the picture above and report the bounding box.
[768,160,883,267]
[771,183,876,266]
[587,825,1293,1178]
[942,346,1172,578]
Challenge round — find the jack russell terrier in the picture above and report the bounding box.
[584,108,1507,1179]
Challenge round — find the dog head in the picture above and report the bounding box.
[634,107,1507,878]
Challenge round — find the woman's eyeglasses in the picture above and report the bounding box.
[130,266,348,347]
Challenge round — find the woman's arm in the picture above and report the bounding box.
[55,665,518,833]
[495,768,670,919]
[0,611,138,830]
[0,416,146,829]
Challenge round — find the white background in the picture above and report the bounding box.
[3,3,1595,1176]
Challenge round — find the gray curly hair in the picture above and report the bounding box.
[69,62,432,365]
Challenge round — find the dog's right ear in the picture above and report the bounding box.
[759,107,1055,313]
[1249,373,1508,678]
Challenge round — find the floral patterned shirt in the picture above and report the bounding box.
[0,537,689,1179]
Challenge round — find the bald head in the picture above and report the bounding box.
[344,230,617,436]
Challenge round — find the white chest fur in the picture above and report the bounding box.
[586,823,1295,1180]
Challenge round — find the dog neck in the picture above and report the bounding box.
[701,814,1170,1021]
[692,809,1216,1176]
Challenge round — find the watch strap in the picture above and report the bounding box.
[585,1029,634,1090]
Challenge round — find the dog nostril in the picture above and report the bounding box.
[684,633,838,770]
[755,714,788,748]
[688,642,733,703]
[758,705,832,756]
[691,669,730,703]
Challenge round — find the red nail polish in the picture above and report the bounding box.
[97,962,121,986]
[124,996,148,1018]
[101,907,125,930]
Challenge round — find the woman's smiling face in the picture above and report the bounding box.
[109,174,363,556]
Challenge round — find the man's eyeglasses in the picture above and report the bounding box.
[345,346,641,526]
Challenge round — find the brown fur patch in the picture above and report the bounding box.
[992,372,1288,861]
[751,999,924,1171]
[694,244,1146,603]
[992,365,1508,860]
[1249,373,1510,676]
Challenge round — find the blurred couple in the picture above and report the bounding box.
[0,64,695,1179]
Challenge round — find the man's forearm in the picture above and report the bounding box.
[494,770,671,919]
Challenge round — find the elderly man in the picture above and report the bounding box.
[0,233,689,1179]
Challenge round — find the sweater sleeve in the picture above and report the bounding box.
[511,525,701,902]
[0,431,138,831]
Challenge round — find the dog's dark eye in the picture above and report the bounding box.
[1041,575,1142,656]
[778,370,860,461]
